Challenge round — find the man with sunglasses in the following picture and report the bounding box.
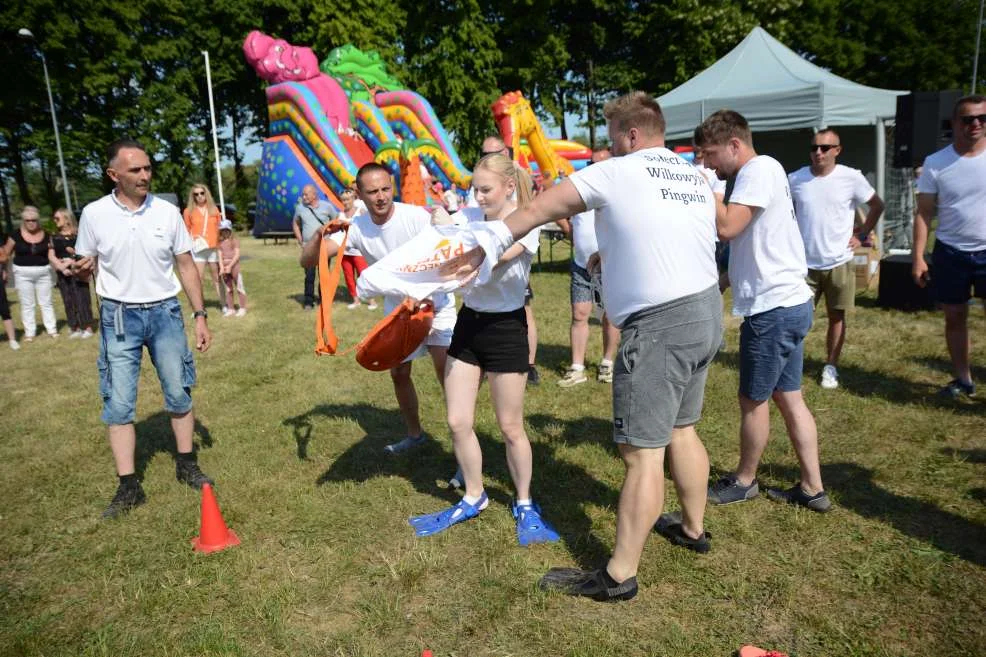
[74,138,214,519]
[912,94,986,399]
[789,128,885,390]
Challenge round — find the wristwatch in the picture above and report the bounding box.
[193,310,208,319]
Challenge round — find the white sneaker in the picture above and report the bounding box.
[81,329,94,339]
[69,329,82,339]
[558,366,588,388]
[9,340,19,351]
[366,300,378,310]
[222,308,234,317]
[597,362,614,383]
[235,307,247,317]
[347,301,360,309]
[820,364,839,389]
[48,331,59,339]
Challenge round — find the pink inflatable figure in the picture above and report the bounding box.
[244,30,319,83]
[244,30,352,131]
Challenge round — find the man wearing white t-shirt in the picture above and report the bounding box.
[789,128,884,389]
[699,110,830,514]
[912,94,986,399]
[555,149,621,387]
[455,92,722,601]
[301,163,455,454]
[74,138,214,519]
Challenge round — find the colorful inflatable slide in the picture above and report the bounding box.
[244,32,592,235]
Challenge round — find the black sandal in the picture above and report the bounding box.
[654,511,711,553]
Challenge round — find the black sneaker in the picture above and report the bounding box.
[766,484,832,513]
[939,378,976,399]
[176,460,214,489]
[539,567,638,602]
[708,474,759,505]
[527,365,540,386]
[654,512,711,553]
[102,482,147,519]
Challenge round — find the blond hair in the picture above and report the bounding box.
[474,153,533,209]
[54,208,78,234]
[186,184,219,216]
[603,91,666,138]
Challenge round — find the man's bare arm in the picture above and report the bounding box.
[912,193,936,286]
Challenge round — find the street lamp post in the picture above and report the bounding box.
[18,28,72,213]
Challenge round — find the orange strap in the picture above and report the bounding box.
[315,223,349,355]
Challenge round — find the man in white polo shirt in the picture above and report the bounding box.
[555,149,621,387]
[700,110,830,514]
[75,138,214,519]
[301,163,456,454]
[789,128,884,389]
[912,94,986,399]
[453,91,722,602]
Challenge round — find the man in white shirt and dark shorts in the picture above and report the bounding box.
[700,110,830,514]
[912,94,986,399]
[75,138,214,519]
[789,128,884,389]
[455,92,723,601]
[301,163,455,454]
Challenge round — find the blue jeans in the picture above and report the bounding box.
[97,297,196,425]
[739,301,813,401]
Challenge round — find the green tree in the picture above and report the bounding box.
[402,0,502,166]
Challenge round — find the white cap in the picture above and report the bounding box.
[219,219,233,231]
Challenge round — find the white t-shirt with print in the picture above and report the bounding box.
[570,210,598,268]
[789,164,875,270]
[916,146,986,251]
[333,202,456,327]
[569,146,718,327]
[76,192,193,303]
[728,155,813,317]
[453,206,540,312]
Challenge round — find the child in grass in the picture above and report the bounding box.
[217,220,248,316]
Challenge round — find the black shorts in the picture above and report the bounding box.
[448,305,529,373]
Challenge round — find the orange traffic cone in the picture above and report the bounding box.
[192,483,240,553]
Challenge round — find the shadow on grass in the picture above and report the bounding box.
[768,461,986,567]
[289,402,619,568]
[133,412,213,481]
[284,286,352,308]
[911,356,986,383]
[714,349,986,416]
[940,447,986,463]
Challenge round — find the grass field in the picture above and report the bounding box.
[1,235,984,657]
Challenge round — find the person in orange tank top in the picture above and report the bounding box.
[183,184,225,313]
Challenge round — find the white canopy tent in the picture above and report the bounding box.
[659,27,907,249]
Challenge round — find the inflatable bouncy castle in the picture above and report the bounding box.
[244,32,592,235]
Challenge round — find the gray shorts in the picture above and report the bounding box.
[612,285,722,448]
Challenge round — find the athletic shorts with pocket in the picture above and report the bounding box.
[806,260,855,311]
[612,285,722,449]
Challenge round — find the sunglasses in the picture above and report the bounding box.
[23,218,39,222]
[193,191,206,197]
[959,114,986,126]
[810,144,839,153]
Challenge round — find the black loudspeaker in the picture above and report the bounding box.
[877,254,935,311]
[893,90,962,168]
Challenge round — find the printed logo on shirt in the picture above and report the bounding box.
[397,238,467,274]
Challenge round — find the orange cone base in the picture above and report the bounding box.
[192,528,240,554]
